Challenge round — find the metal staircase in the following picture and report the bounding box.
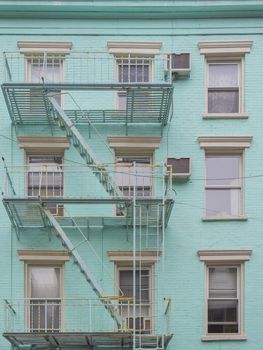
[48,96,123,198]
[42,207,124,329]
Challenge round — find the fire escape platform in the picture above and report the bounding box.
[3,332,173,349]
[3,197,174,230]
[2,83,173,127]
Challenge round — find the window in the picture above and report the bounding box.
[206,61,242,114]
[205,154,243,218]
[118,267,152,333]
[27,54,63,105]
[207,266,240,334]
[27,155,63,215]
[198,249,251,341]
[115,156,152,197]
[198,41,253,118]
[116,56,152,109]
[26,264,62,332]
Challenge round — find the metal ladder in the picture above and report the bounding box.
[47,96,123,198]
[42,207,124,329]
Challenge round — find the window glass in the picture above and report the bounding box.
[205,154,242,217]
[209,64,238,87]
[116,156,152,197]
[119,269,149,303]
[208,90,239,114]
[206,155,241,186]
[208,267,239,334]
[30,266,60,298]
[207,62,240,113]
[28,266,61,331]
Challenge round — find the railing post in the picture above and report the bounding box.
[45,300,48,332]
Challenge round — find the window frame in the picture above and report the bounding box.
[204,262,244,340]
[26,153,64,216]
[26,53,64,83]
[115,54,154,110]
[205,57,244,117]
[25,261,64,332]
[204,151,244,219]
[115,264,154,333]
[115,154,153,197]
[25,53,65,108]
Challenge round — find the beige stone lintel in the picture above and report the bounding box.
[18,249,70,262]
[18,40,72,53]
[108,250,161,262]
[198,136,252,150]
[108,136,161,155]
[107,41,162,54]
[17,136,70,153]
[198,250,252,262]
[198,40,253,56]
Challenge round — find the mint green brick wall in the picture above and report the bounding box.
[1,5,263,350]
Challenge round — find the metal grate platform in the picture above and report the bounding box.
[2,83,173,130]
[3,197,174,231]
[4,332,173,349]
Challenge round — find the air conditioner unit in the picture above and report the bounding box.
[126,317,151,333]
[166,158,191,181]
[169,53,191,78]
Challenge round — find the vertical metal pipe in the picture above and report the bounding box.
[132,161,136,350]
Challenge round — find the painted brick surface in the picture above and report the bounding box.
[0,2,263,350]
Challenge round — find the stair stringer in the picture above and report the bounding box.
[47,96,123,198]
[42,207,124,329]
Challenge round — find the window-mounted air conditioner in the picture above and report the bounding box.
[166,158,191,181]
[165,53,191,80]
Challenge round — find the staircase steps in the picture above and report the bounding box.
[42,208,123,328]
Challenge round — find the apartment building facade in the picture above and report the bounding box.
[0,1,262,350]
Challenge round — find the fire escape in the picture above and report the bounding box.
[2,51,174,350]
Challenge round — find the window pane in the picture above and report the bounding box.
[208,300,238,323]
[208,324,238,334]
[117,92,127,110]
[206,155,241,186]
[119,270,149,302]
[118,62,150,83]
[209,64,238,87]
[209,267,237,298]
[206,189,241,217]
[30,59,62,83]
[30,267,60,298]
[208,90,239,113]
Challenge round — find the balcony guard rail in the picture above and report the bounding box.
[2,164,171,199]
[3,52,172,85]
[4,298,168,335]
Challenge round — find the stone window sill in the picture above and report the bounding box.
[202,216,248,222]
[202,335,247,341]
[203,113,249,120]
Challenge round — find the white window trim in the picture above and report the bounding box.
[114,55,154,109]
[198,250,251,341]
[204,58,245,118]
[198,136,252,220]
[114,260,155,333]
[198,40,253,119]
[18,249,68,332]
[205,152,244,220]
[25,262,65,332]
